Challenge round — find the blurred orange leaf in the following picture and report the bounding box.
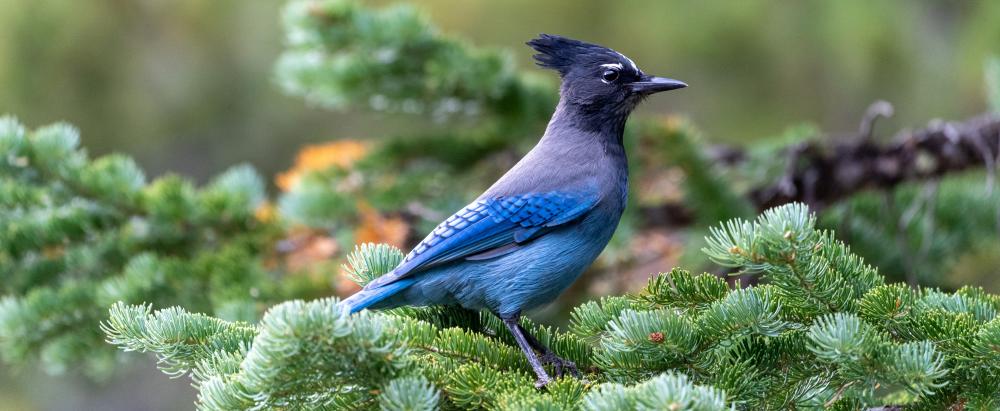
[280,230,341,273]
[354,202,409,248]
[255,201,277,223]
[276,140,369,191]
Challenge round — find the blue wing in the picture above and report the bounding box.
[365,191,597,289]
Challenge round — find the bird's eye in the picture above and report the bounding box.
[601,69,620,83]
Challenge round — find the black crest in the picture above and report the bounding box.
[526,34,624,76]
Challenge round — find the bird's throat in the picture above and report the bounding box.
[546,99,630,144]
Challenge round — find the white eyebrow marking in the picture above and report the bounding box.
[600,63,623,70]
[619,54,639,72]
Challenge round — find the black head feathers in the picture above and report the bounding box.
[524,33,684,120]
[527,34,632,77]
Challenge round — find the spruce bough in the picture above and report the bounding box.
[0,116,283,378]
[104,204,1000,410]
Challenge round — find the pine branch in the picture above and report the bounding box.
[106,204,1000,409]
[276,0,554,123]
[0,116,282,377]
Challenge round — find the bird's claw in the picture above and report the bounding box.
[538,352,581,379]
[534,377,551,389]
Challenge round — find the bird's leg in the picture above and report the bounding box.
[501,314,552,388]
[517,324,581,379]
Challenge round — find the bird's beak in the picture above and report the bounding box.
[629,75,687,95]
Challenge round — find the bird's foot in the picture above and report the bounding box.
[538,352,581,379]
[533,376,552,389]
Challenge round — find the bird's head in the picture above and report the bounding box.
[527,34,686,114]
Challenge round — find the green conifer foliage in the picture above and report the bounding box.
[821,177,1000,287]
[0,117,281,378]
[105,205,1000,410]
[275,0,554,123]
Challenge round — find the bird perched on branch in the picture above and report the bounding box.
[341,34,686,387]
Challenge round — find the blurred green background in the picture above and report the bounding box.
[1,1,998,409]
[3,1,998,183]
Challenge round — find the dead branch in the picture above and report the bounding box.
[746,111,999,211]
[638,110,1000,228]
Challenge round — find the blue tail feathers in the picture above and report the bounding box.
[339,278,416,314]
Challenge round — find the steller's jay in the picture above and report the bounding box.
[341,34,686,387]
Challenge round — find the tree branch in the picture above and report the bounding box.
[640,111,1000,229]
[749,112,1000,211]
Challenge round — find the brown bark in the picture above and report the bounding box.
[640,109,1000,228]
[748,112,1000,211]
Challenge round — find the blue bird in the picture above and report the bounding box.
[341,34,686,387]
